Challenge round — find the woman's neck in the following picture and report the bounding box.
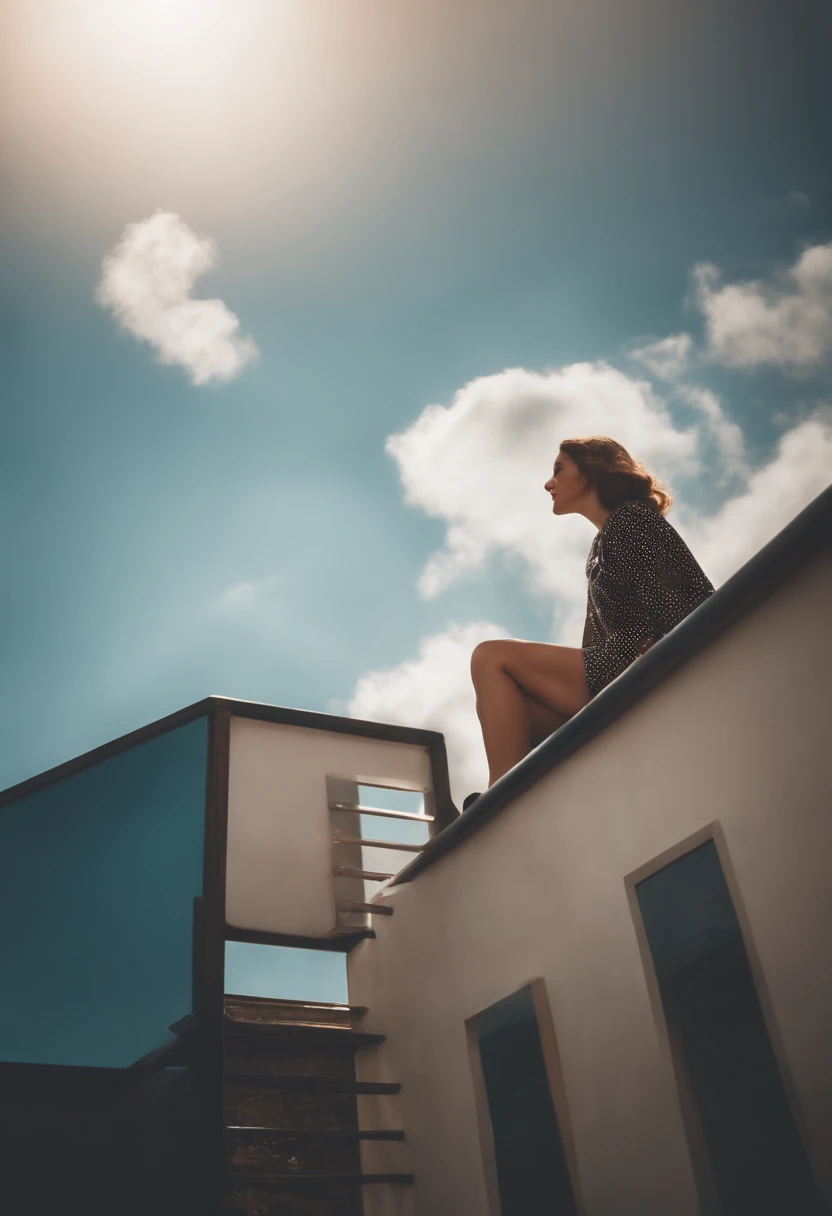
[586,502,612,531]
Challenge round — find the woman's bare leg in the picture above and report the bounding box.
[474,687,567,787]
[524,690,570,747]
[471,639,591,786]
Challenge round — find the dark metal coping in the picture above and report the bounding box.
[393,481,832,886]
[0,695,447,809]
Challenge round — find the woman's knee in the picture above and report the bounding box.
[470,638,511,680]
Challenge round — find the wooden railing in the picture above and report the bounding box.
[329,797,434,925]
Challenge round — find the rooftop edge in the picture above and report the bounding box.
[0,695,448,809]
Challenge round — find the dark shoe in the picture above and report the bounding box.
[462,792,482,811]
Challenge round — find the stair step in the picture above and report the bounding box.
[225,1126,362,1177]
[226,1127,404,1141]
[330,802,433,823]
[222,1181,362,1216]
[336,900,393,916]
[224,995,368,1028]
[224,1019,384,1049]
[333,865,395,882]
[228,1173,414,1187]
[225,1075,401,1095]
[332,834,426,852]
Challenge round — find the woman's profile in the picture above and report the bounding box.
[463,435,714,809]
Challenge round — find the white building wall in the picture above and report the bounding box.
[348,549,832,1216]
[225,717,433,937]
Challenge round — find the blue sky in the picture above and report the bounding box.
[4,0,832,800]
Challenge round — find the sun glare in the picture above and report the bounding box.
[11,0,392,233]
[11,0,328,223]
[67,0,256,66]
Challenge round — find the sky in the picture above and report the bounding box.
[5,0,832,807]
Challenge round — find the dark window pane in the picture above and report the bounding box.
[637,840,823,1216]
[0,718,208,1067]
[474,985,577,1216]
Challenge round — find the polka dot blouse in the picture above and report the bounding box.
[582,499,715,698]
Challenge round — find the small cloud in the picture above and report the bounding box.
[217,575,279,611]
[691,241,832,375]
[630,333,694,381]
[96,210,258,386]
[220,582,258,610]
[787,191,810,208]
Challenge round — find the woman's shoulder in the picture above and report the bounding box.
[601,500,671,560]
[604,499,663,533]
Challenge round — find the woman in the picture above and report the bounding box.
[464,436,714,809]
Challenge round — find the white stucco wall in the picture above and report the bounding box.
[225,717,433,937]
[348,549,832,1216]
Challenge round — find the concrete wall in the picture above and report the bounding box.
[225,716,433,937]
[348,549,832,1216]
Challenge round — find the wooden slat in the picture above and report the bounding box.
[224,995,368,1024]
[333,864,395,882]
[223,1018,385,1048]
[337,900,394,917]
[228,1172,414,1185]
[332,835,426,852]
[225,1127,405,1141]
[330,802,434,823]
[225,1075,401,1095]
[225,923,375,952]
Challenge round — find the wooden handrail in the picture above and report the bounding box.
[337,899,394,916]
[330,802,434,823]
[333,864,395,882]
[332,834,426,852]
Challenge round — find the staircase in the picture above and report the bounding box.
[221,994,412,1215]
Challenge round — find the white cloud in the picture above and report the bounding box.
[385,361,700,607]
[96,210,258,386]
[676,385,747,482]
[348,622,509,806]
[630,333,694,380]
[692,241,832,374]
[682,410,832,585]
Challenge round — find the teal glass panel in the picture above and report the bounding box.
[225,942,348,1004]
[0,717,208,1068]
[637,840,823,1215]
[474,985,578,1215]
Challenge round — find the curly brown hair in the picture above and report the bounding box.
[558,435,673,514]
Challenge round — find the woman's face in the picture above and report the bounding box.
[544,450,588,515]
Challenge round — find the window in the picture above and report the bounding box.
[224,942,347,1003]
[635,838,823,1215]
[467,980,580,1215]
